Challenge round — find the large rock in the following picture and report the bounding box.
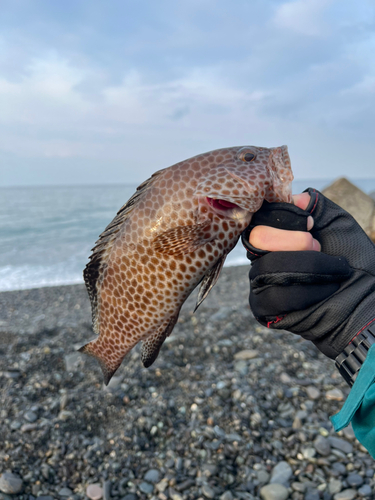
[322,177,375,242]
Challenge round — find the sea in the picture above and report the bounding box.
[1,178,375,292]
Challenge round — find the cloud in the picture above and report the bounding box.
[0,0,374,185]
[272,0,334,37]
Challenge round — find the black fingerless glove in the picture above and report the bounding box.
[241,188,375,371]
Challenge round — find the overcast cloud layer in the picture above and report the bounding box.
[1,0,374,186]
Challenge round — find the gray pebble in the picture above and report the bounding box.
[139,481,153,494]
[333,489,357,500]
[0,473,23,494]
[358,484,372,497]
[346,473,363,487]
[328,437,353,454]
[329,479,342,495]
[220,492,234,500]
[202,483,215,499]
[102,480,111,500]
[260,483,289,500]
[24,410,37,422]
[144,469,160,483]
[270,461,292,485]
[305,490,320,500]
[58,487,73,497]
[332,462,347,474]
[314,435,331,456]
[122,495,138,500]
[257,470,270,484]
[306,386,320,399]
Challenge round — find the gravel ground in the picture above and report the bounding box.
[0,266,373,500]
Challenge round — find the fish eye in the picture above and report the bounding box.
[243,153,255,162]
[240,151,256,162]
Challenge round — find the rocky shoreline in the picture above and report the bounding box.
[0,266,373,500]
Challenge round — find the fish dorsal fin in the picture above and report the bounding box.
[84,169,166,333]
[152,221,212,257]
[194,254,227,312]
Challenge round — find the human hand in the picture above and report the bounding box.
[242,188,375,383]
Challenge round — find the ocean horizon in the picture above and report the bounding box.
[1,177,375,292]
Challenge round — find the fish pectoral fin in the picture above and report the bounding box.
[141,312,180,368]
[195,254,227,312]
[152,222,212,257]
[79,339,126,385]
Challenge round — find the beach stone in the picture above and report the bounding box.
[139,482,153,494]
[24,410,37,422]
[257,470,270,484]
[58,487,73,497]
[291,482,306,493]
[169,489,184,500]
[314,435,331,456]
[64,352,83,372]
[220,491,234,500]
[322,177,375,241]
[305,490,320,500]
[102,480,111,500]
[346,473,363,487]
[328,437,353,454]
[234,349,259,360]
[202,484,215,498]
[144,469,160,483]
[325,388,344,401]
[86,483,103,500]
[270,461,293,485]
[302,447,316,459]
[342,424,355,440]
[333,489,357,500]
[306,386,320,399]
[122,495,137,500]
[332,462,346,474]
[358,484,372,497]
[0,473,23,495]
[329,479,342,495]
[260,483,289,500]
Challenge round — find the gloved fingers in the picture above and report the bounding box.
[250,283,340,318]
[242,199,314,260]
[249,226,321,252]
[250,251,352,286]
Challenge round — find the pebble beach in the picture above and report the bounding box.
[0,266,374,500]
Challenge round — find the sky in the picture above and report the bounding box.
[1,0,375,187]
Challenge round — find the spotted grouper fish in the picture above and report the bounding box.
[81,145,293,384]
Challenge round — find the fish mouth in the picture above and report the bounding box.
[206,197,240,211]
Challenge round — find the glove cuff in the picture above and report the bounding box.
[335,320,375,386]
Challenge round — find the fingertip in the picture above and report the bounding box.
[292,192,311,210]
[312,239,321,251]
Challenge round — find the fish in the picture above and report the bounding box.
[81,145,293,384]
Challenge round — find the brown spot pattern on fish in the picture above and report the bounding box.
[82,145,294,384]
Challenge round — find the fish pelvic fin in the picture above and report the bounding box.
[78,339,124,386]
[195,254,227,312]
[141,312,180,368]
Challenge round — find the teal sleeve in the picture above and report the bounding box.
[330,343,375,458]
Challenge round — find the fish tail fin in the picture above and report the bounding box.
[78,339,125,386]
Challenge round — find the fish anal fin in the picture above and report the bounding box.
[152,222,212,257]
[79,339,125,386]
[195,254,227,312]
[141,312,180,368]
